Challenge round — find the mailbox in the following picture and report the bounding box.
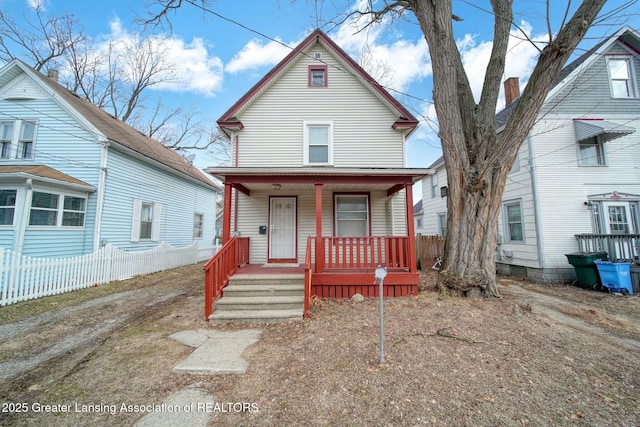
[259,225,267,235]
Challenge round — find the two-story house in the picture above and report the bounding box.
[205,29,430,319]
[0,59,220,261]
[421,26,640,283]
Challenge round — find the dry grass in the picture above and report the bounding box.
[0,266,639,426]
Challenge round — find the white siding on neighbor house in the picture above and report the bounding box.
[530,115,640,269]
[421,165,448,236]
[0,93,102,257]
[233,189,407,264]
[99,149,217,251]
[497,141,540,268]
[542,43,640,117]
[234,44,406,169]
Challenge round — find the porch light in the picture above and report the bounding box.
[584,201,592,210]
[271,183,281,190]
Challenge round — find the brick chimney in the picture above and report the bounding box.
[503,77,520,105]
[47,69,59,82]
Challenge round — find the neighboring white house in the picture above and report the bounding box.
[421,26,640,282]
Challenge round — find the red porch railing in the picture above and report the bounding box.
[303,236,312,318]
[321,236,412,271]
[203,237,250,319]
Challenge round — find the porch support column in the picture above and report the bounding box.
[405,183,417,273]
[315,183,324,273]
[222,183,232,244]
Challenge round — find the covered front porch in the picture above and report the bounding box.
[203,167,430,320]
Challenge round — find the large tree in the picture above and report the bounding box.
[144,0,614,296]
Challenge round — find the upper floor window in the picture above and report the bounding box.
[308,65,327,87]
[0,119,36,160]
[303,120,333,165]
[607,57,636,98]
[29,191,86,227]
[0,189,17,226]
[430,174,438,198]
[578,136,606,166]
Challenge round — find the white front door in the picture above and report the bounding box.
[269,197,296,260]
[603,202,633,234]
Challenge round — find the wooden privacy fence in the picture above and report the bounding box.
[0,241,198,306]
[417,235,445,270]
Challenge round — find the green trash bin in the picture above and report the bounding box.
[565,252,609,289]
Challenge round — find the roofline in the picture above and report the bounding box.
[216,29,418,134]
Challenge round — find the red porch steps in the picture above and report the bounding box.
[208,273,304,325]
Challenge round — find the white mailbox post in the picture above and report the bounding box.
[374,265,387,364]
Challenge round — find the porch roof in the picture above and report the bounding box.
[0,165,95,192]
[204,166,432,196]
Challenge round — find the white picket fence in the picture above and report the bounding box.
[0,241,200,306]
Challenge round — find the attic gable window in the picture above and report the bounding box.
[308,65,327,87]
[607,56,636,98]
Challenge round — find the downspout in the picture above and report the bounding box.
[15,178,33,254]
[93,141,110,251]
[527,135,545,270]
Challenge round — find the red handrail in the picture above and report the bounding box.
[303,236,313,318]
[203,237,250,319]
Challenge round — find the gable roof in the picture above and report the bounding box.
[217,28,419,136]
[0,59,219,191]
[497,26,640,129]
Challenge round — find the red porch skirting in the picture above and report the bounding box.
[311,272,419,298]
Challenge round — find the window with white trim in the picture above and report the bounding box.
[29,191,86,227]
[430,174,438,198]
[131,199,161,242]
[578,136,606,166]
[503,200,524,242]
[194,213,204,239]
[335,194,369,236]
[0,119,36,160]
[0,189,17,226]
[607,57,636,98]
[303,120,333,165]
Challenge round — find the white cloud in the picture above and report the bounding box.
[89,18,224,97]
[225,38,294,74]
[26,0,43,10]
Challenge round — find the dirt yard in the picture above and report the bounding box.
[0,264,639,426]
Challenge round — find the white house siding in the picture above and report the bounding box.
[496,141,540,270]
[100,149,217,251]
[420,165,448,236]
[234,189,407,264]
[531,115,640,272]
[235,44,405,169]
[0,89,102,257]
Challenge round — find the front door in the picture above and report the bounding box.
[269,197,297,261]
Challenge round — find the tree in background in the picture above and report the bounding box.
[0,4,229,163]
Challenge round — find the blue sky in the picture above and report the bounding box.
[3,0,640,199]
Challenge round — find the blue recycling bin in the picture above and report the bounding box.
[594,261,633,295]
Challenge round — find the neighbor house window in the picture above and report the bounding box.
[607,57,636,98]
[18,121,35,159]
[335,194,369,236]
[308,65,327,87]
[303,120,333,165]
[0,121,14,159]
[438,212,447,237]
[578,136,606,166]
[0,189,17,226]
[431,174,438,198]
[194,213,204,239]
[503,200,524,242]
[131,199,161,242]
[62,196,86,226]
[29,191,86,227]
[0,119,36,159]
